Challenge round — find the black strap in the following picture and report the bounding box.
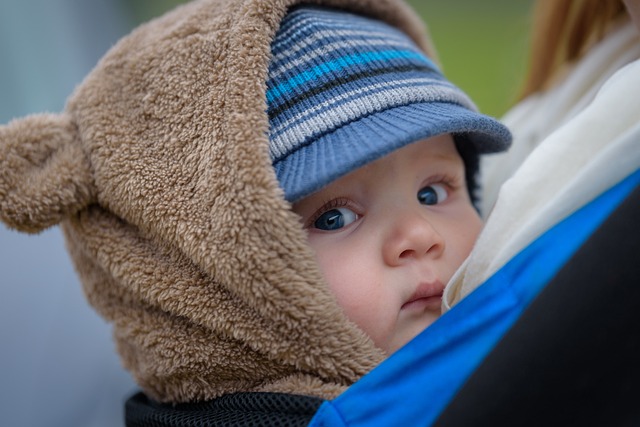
[434,185,640,427]
[125,391,324,427]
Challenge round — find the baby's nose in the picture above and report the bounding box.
[382,209,445,266]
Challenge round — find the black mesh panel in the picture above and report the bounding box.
[125,391,324,427]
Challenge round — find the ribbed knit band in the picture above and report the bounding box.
[268,6,511,202]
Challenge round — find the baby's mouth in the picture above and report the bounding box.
[401,282,444,311]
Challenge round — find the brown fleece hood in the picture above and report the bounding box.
[0,0,434,403]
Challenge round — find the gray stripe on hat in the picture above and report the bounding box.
[270,76,453,136]
[269,37,426,80]
[271,27,413,68]
[273,8,405,45]
[269,82,475,160]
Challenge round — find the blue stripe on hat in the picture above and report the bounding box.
[266,50,428,103]
[267,64,439,121]
[270,38,431,83]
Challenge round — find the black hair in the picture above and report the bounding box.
[454,135,481,213]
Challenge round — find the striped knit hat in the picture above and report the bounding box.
[268,6,511,202]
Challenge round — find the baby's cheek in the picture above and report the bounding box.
[309,236,393,348]
[453,211,483,257]
[464,216,483,253]
[323,263,371,314]
[322,263,390,343]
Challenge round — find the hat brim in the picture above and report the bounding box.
[274,102,511,202]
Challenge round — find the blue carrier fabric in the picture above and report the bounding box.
[309,168,640,427]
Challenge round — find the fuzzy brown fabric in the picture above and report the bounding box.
[0,0,435,403]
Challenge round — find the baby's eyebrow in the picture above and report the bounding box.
[424,152,465,168]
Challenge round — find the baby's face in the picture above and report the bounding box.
[293,134,482,354]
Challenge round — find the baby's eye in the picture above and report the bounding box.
[417,184,448,205]
[313,207,358,231]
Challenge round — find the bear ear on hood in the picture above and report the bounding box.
[0,113,96,234]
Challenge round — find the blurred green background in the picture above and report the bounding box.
[126,0,534,118]
[406,0,534,117]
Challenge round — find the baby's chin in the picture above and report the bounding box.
[381,311,441,355]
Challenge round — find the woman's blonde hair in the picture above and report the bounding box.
[520,0,627,99]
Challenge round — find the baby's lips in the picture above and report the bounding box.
[401,281,444,310]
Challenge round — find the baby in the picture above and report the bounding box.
[269,6,511,354]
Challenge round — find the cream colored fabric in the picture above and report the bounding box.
[481,19,640,215]
[443,45,640,310]
[0,0,435,403]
